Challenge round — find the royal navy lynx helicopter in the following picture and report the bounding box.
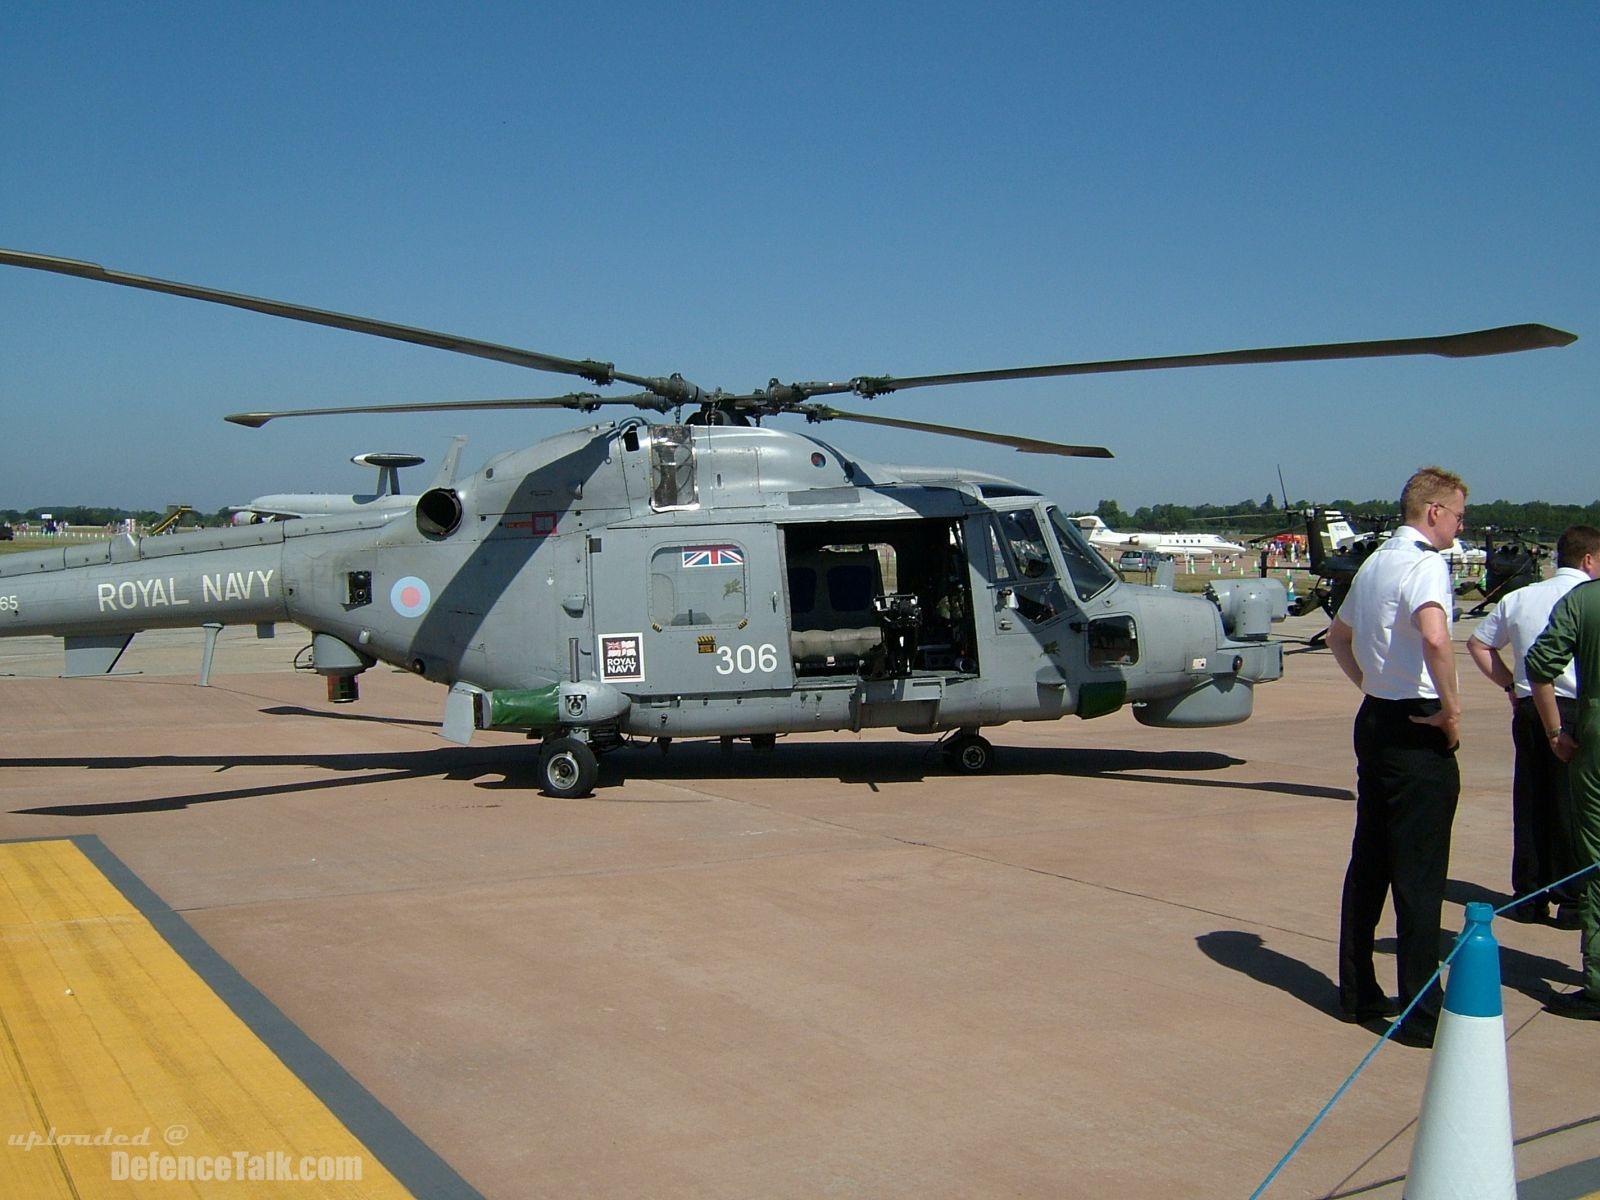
[0,249,1576,796]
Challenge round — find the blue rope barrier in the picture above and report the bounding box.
[1244,939,1463,1200]
[1492,861,1599,920]
[1245,860,1599,1200]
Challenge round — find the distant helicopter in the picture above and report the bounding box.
[1284,508,1392,640]
[1461,527,1549,615]
[0,247,1576,796]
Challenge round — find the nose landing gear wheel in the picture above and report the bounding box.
[539,736,599,798]
[943,732,995,775]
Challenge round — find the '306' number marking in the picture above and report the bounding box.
[715,643,779,675]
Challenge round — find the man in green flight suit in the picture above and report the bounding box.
[1529,574,1600,1019]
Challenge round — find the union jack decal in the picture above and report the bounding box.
[682,545,744,568]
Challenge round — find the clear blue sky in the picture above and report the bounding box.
[2,3,1594,514]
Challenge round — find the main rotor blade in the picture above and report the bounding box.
[800,404,1113,458]
[0,248,627,387]
[783,324,1579,399]
[226,392,671,428]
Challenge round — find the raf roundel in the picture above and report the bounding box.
[390,576,431,619]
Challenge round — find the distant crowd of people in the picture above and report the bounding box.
[6,518,157,537]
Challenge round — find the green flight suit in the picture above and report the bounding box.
[1527,579,1600,997]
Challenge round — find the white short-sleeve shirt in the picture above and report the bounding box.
[1469,566,1588,699]
[1335,526,1455,700]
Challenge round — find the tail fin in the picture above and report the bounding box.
[430,435,467,490]
[1323,511,1357,550]
[1306,507,1343,573]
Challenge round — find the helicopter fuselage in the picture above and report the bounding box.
[0,421,1284,781]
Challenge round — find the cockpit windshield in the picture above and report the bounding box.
[1048,507,1118,601]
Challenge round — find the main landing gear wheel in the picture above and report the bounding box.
[943,732,995,775]
[539,736,598,798]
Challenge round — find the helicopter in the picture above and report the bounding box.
[0,248,1577,796]
[1461,527,1549,615]
[1283,504,1504,642]
[1281,507,1388,628]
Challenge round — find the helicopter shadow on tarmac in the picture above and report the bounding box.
[3,737,1351,816]
[3,747,539,817]
[467,740,1357,804]
[257,704,443,730]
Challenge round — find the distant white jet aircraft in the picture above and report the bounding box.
[1070,515,1247,559]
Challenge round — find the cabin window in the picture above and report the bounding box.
[1087,614,1139,666]
[649,425,698,511]
[650,543,748,627]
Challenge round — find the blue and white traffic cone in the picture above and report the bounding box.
[1403,902,1516,1199]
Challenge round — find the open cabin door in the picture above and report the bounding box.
[781,516,981,680]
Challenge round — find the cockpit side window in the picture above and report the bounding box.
[987,521,1017,582]
[995,509,1055,579]
[1048,507,1118,601]
[989,508,1072,627]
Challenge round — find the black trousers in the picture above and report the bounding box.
[1510,696,1580,903]
[1338,696,1460,1024]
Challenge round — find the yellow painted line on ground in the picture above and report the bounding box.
[0,839,419,1197]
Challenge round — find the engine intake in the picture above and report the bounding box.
[416,488,463,538]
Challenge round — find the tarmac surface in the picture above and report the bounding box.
[2,613,1597,1198]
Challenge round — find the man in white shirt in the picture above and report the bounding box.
[1328,467,1466,1047]
[1468,526,1600,927]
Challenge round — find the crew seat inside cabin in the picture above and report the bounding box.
[787,549,884,672]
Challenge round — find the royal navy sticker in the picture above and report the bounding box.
[391,576,432,619]
[599,633,644,682]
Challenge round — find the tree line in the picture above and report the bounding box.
[0,506,232,528]
[6,497,1599,540]
[1093,496,1600,539]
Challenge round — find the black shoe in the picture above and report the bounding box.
[1543,991,1600,1020]
[1340,999,1400,1023]
[1389,1020,1436,1048]
[1551,906,1584,931]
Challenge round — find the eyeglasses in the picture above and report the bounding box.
[1431,501,1464,526]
